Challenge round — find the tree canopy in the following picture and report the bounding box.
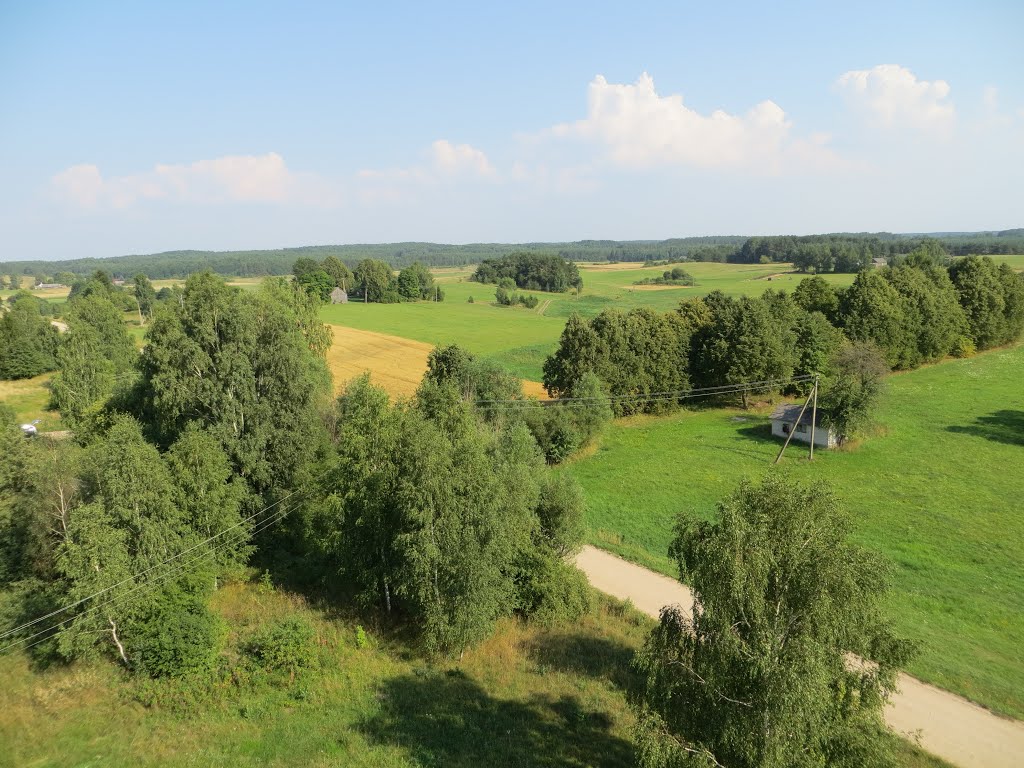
[472,252,583,293]
[633,473,914,768]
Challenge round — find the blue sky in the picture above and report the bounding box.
[2,1,1022,260]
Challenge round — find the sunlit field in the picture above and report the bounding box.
[563,343,1024,718]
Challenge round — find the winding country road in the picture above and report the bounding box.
[575,545,1024,768]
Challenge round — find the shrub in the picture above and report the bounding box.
[246,618,318,675]
[515,554,591,625]
[129,600,224,678]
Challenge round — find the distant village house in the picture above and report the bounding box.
[330,287,348,304]
[770,403,837,449]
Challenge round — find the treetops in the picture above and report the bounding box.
[543,256,1024,427]
[293,256,443,303]
[472,252,583,293]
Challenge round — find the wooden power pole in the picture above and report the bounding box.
[809,375,818,461]
[774,386,816,465]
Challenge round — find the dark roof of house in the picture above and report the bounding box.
[770,403,827,428]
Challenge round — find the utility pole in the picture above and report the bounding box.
[774,386,815,465]
[809,374,818,461]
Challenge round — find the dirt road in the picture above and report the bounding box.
[575,545,1024,768]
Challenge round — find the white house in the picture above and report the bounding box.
[330,287,348,304]
[769,403,837,449]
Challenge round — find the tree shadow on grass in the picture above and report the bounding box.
[946,409,1024,447]
[522,632,641,696]
[361,669,635,768]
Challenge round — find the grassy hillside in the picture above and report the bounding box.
[562,344,1024,718]
[0,576,949,768]
[0,579,649,768]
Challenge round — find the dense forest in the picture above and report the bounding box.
[4,230,1020,281]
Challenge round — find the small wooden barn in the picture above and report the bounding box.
[770,403,837,449]
[330,287,348,304]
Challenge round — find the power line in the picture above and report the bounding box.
[0,465,335,642]
[473,375,816,407]
[0,499,299,656]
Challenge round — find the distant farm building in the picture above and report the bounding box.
[330,287,348,304]
[770,403,837,449]
[33,283,63,290]
[872,257,888,269]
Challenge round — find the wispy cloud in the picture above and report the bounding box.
[51,153,340,209]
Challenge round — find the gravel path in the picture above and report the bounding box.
[575,545,1024,768]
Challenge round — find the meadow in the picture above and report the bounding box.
[561,343,1024,719]
[0,374,62,431]
[320,262,856,381]
[0,575,947,768]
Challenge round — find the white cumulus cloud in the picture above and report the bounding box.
[549,73,841,174]
[430,139,495,176]
[356,140,496,202]
[51,153,335,208]
[836,64,955,133]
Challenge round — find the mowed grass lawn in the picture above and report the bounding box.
[562,344,1024,718]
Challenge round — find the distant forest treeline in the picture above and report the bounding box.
[2,230,1022,279]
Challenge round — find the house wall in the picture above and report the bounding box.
[770,419,834,448]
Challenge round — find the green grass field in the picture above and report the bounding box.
[0,374,62,431]
[562,344,1024,718]
[320,262,856,380]
[0,576,948,768]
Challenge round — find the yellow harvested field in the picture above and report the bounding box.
[522,379,548,398]
[326,325,547,400]
[326,325,432,398]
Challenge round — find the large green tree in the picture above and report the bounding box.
[317,376,587,655]
[396,261,440,301]
[320,255,353,290]
[138,272,331,496]
[56,417,216,670]
[792,275,840,320]
[49,293,136,426]
[883,266,967,365]
[165,424,249,570]
[837,271,916,369]
[0,293,59,379]
[354,258,398,303]
[633,473,913,768]
[133,273,156,323]
[690,292,794,407]
[819,341,889,444]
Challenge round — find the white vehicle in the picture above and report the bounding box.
[20,419,41,437]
